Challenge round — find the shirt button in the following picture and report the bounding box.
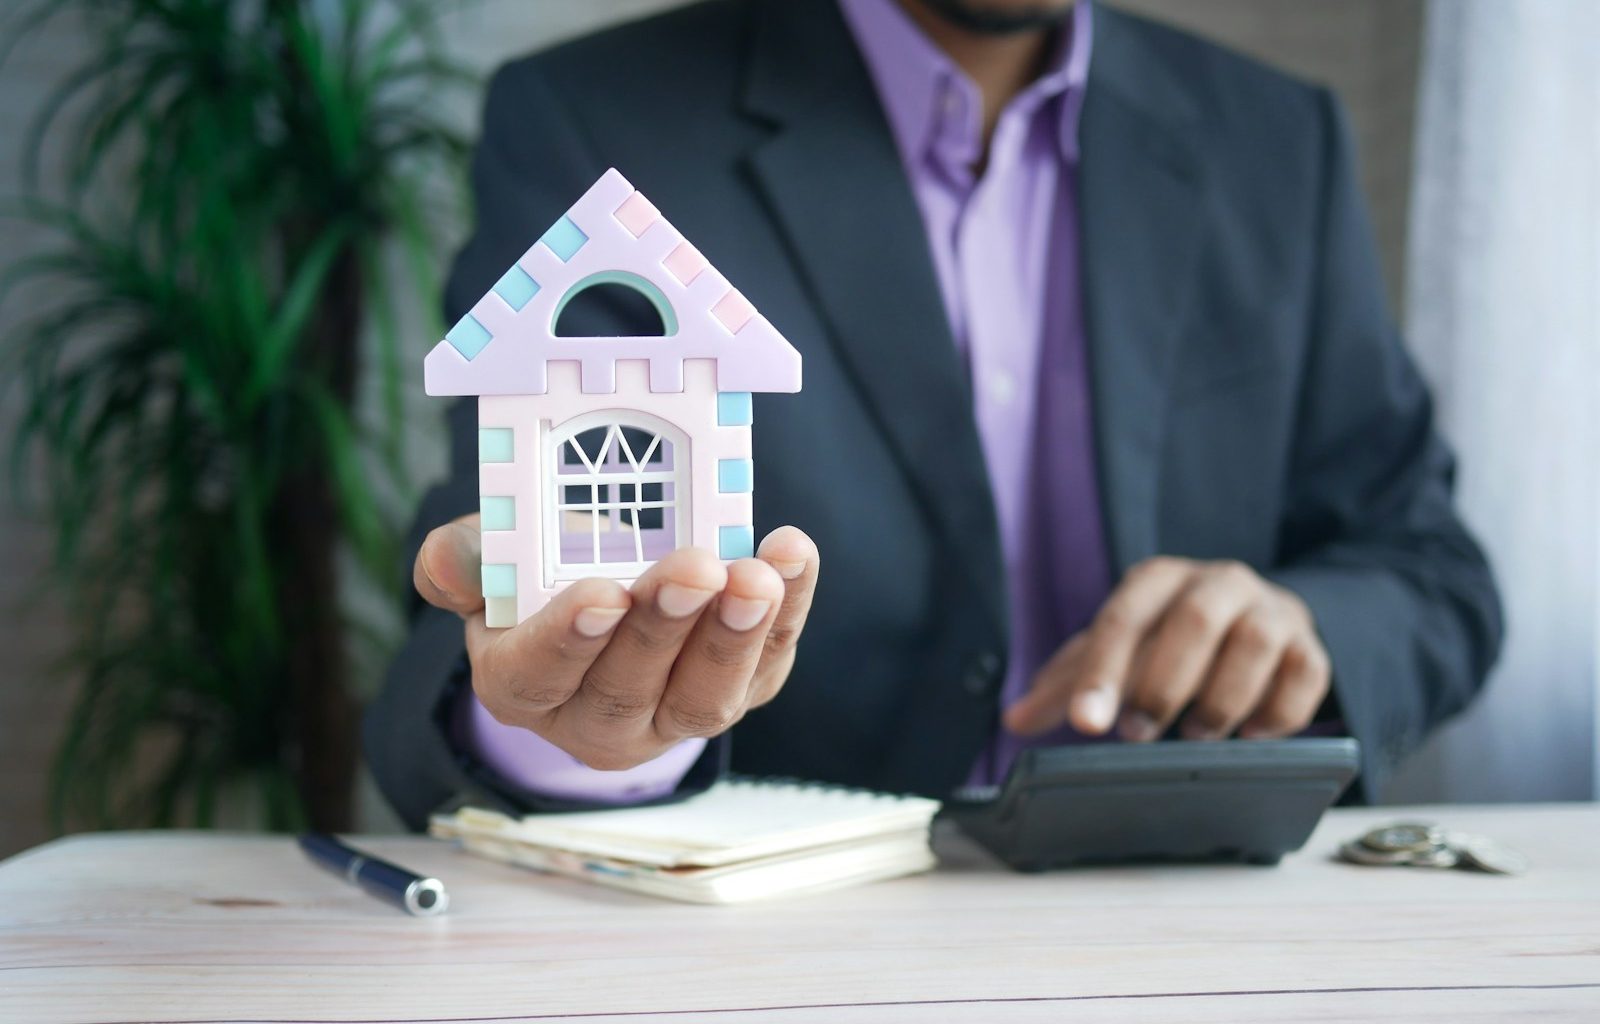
[963,651,1003,697]
[988,370,1017,406]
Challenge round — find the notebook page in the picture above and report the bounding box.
[443,779,940,867]
[453,829,937,904]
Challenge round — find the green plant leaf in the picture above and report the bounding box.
[244,223,353,410]
[5,0,479,834]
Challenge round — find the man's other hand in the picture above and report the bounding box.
[415,515,820,770]
[1005,557,1331,742]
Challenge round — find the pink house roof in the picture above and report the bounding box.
[424,169,802,397]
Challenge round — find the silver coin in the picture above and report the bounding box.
[1339,839,1417,866]
[1409,843,1461,869]
[1452,834,1530,876]
[1362,822,1445,854]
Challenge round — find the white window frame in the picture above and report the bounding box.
[542,409,690,584]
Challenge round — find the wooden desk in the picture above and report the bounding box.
[2,805,1597,1023]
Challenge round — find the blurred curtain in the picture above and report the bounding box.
[1386,0,1600,801]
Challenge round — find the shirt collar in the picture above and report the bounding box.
[838,0,1094,171]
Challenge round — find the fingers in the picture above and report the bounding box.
[414,514,485,617]
[1004,557,1191,737]
[1000,633,1088,737]
[1005,556,1333,745]
[465,575,632,730]
[554,547,728,755]
[1118,562,1261,741]
[655,557,786,741]
[458,527,820,772]
[1238,635,1332,739]
[745,526,821,710]
[1177,602,1291,740]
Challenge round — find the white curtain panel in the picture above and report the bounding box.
[1386,0,1600,802]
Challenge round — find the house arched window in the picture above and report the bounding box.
[550,270,679,337]
[545,410,689,581]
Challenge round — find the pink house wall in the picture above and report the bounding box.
[479,357,752,625]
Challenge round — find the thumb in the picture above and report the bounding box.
[413,514,485,618]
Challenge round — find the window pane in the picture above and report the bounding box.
[552,424,680,568]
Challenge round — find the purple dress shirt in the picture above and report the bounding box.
[463,0,1110,800]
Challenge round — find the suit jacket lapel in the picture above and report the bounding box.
[736,1,1211,615]
[1078,6,1209,575]
[740,0,1009,637]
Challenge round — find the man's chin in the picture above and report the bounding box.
[912,0,1075,36]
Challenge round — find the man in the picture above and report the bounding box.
[365,0,1502,829]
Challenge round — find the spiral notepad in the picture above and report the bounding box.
[430,778,941,904]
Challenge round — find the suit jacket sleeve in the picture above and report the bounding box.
[362,60,726,832]
[1269,89,1503,798]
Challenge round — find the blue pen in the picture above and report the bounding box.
[297,833,449,917]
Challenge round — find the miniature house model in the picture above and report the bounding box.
[424,169,802,627]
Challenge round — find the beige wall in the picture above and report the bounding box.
[0,0,1424,856]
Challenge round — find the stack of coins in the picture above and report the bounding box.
[1338,822,1529,875]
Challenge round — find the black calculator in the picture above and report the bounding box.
[944,738,1360,871]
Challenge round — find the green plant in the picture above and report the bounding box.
[1,0,473,831]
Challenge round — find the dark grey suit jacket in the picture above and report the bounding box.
[365,0,1502,830]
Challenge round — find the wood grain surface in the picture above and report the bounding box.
[2,804,1596,1023]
